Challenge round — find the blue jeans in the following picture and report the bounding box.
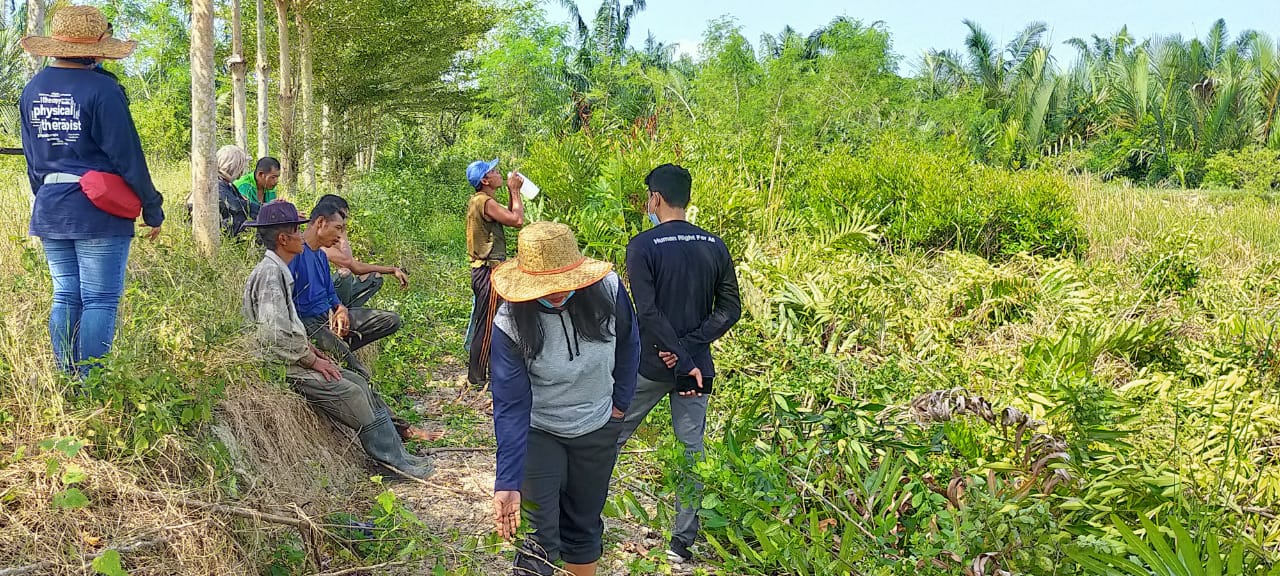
[42,237,133,377]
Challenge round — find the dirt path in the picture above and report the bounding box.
[391,364,695,575]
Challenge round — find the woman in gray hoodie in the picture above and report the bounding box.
[487,222,640,576]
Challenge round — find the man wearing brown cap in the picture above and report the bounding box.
[242,200,432,479]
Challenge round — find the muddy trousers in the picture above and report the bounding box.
[301,307,401,380]
[335,272,384,309]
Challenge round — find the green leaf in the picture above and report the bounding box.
[1171,519,1203,576]
[983,461,1020,472]
[751,518,777,556]
[1205,529,1221,576]
[1138,515,1191,576]
[1064,548,1150,576]
[53,488,89,509]
[40,437,85,459]
[61,463,88,485]
[1228,542,1244,576]
[92,549,128,576]
[701,493,722,510]
[1113,515,1163,570]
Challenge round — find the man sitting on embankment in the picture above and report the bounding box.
[240,200,433,479]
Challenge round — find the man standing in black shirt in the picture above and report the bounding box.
[616,163,741,564]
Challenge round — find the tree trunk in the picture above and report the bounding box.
[296,10,315,194]
[321,103,332,185]
[274,0,294,196]
[255,0,269,158]
[190,0,220,254]
[24,0,47,77]
[229,0,249,151]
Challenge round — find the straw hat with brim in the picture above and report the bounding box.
[21,5,137,60]
[492,222,614,303]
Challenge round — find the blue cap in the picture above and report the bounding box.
[466,158,499,189]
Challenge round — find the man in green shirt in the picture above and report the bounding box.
[235,157,281,216]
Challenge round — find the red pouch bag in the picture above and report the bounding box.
[80,171,141,219]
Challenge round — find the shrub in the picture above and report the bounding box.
[1084,127,1153,183]
[1132,233,1201,296]
[810,138,1083,259]
[1148,150,1206,188]
[1204,146,1280,191]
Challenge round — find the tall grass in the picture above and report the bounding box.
[0,159,475,574]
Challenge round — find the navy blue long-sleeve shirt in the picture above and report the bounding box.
[20,66,165,238]
[289,243,344,319]
[489,274,640,492]
[625,220,741,382]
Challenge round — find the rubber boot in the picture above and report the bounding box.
[358,413,433,479]
[405,451,435,471]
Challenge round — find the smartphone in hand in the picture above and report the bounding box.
[676,374,714,395]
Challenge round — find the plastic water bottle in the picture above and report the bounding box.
[511,171,540,200]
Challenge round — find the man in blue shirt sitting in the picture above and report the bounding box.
[289,202,402,381]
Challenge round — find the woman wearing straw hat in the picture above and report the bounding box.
[19,5,165,377]
[488,222,639,576]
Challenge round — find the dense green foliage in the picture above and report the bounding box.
[381,5,1280,575]
[922,20,1280,187]
[5,0,1280,573]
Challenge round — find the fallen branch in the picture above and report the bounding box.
[306,558,410,576]
[1244,506,1277,520]
[377,464,480,498]
[423,446,492,455]
[0,558,55,575]
[782,466,881,544]
[134,490,325,570]
[134,490,311,530]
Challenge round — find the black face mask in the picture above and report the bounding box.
[63,57,98,66]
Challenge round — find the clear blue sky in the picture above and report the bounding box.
[552,0,1276,73]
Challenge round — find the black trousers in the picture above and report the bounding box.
[467,265,499,386]
[514,419,623,574]
[302,307,401,380]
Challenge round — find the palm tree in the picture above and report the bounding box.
[557,0,647,132]
[944,20,1059,163]
[638,31,675,70]
[1244,33,1280,146]
[919,49,968,99]
[0,26,23,146]
[1061,27,1136,136]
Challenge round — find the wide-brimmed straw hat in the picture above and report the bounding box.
[21,5,137,60]
[491,222,613,303]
